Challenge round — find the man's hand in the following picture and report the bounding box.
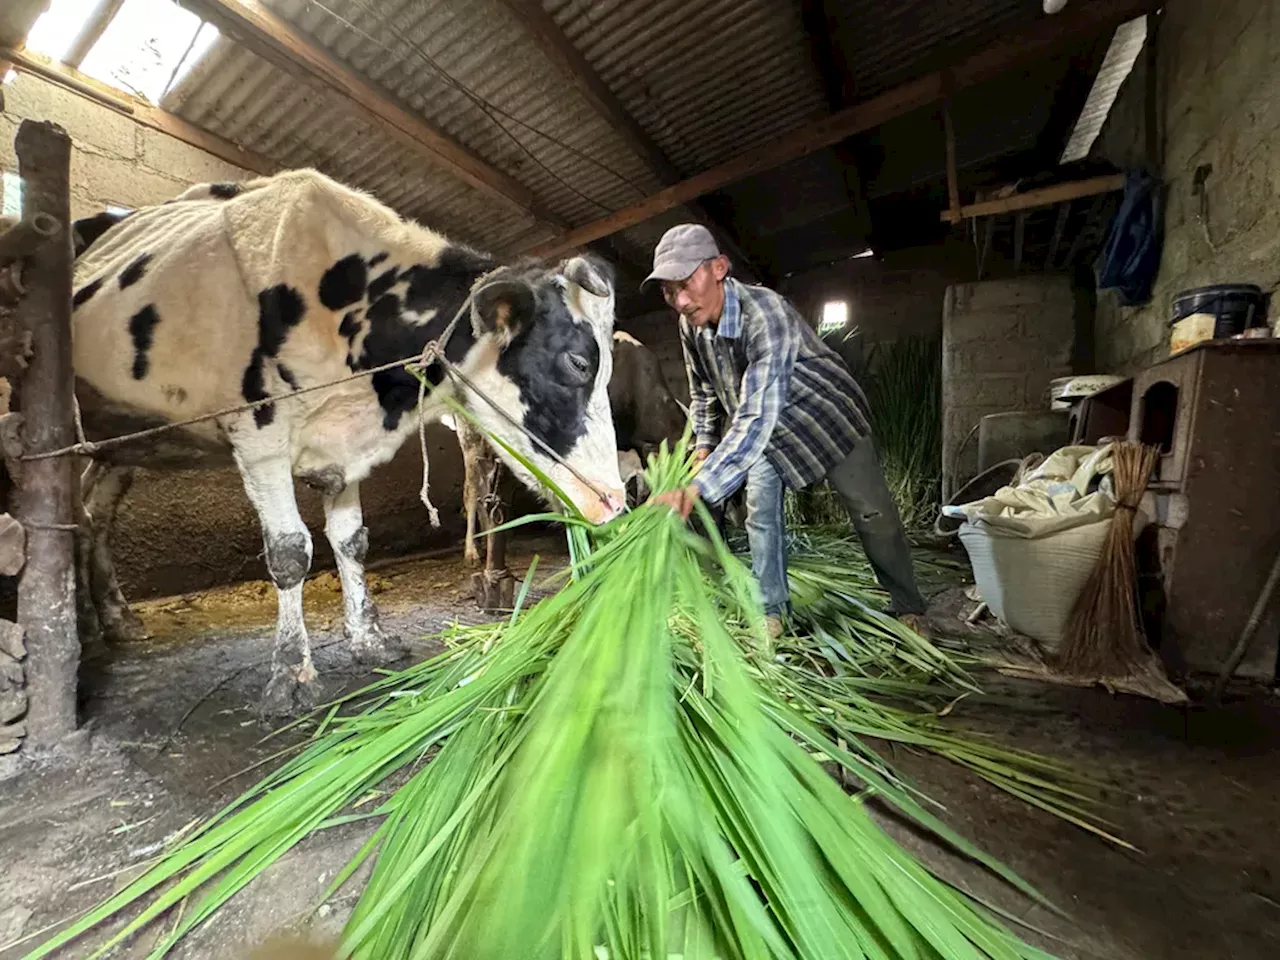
[648,484,701,522]
[690,447,711,476]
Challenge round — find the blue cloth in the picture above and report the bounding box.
[680,279,873,505]
[1096,169,1164,307]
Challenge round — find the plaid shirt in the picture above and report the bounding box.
[681,278,873,505]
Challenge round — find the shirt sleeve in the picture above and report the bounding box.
[692,293,797,505]
[680,320,722,453]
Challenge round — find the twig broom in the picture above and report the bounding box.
[1055,441,1160,678]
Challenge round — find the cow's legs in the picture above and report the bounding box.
[322,482,399,664]
[236,454,320,717]
[83,464,148,644]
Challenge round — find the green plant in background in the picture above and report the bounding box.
[22,441,1075,960]
[784,335,943,531]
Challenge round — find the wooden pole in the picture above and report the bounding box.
[941,173,1124,223]
[943,102,961,225]
[13,120,80,748]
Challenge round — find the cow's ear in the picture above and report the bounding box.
[563,254,612,299]
[473,278,535,345]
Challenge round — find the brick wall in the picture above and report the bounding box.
[1093,0,1280,372]
[942,275,1076,492]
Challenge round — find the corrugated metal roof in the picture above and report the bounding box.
[16,0,1088,272]
[827,0,1042,99]
[543,0,829,176]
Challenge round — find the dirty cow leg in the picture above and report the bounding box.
[323,482,401,665]
[83,464,149,644]
[237,454,321,717]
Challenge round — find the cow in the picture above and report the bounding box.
[450,329,690,597]
[67,168,626,716]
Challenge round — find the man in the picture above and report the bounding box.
[643,224,925,638]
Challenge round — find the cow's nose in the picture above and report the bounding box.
[602,490,625,519]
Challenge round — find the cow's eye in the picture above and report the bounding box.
[560,352,591,382]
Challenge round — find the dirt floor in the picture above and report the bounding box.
[2,536,1279,959]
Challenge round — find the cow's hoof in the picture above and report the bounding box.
[102,608,150,645]
[258,669,325,719]
[348,621,406,666]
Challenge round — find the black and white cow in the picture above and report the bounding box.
[70,169,626,715]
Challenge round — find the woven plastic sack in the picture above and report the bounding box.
[958,518,1112,653]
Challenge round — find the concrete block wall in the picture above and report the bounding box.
[0,73,472,600]
[942,275,1075,491]
[0,73,249,218]
[1093,0,1280,372]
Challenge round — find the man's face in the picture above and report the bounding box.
[661,257,728,328]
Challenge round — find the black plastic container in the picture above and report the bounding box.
[1170,284,1269,339]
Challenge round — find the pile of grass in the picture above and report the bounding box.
[863,336,943,532]
[783,336,942,531]
[21,442,1063,960]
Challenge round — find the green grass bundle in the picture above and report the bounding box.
[862,336,943,532]
[22,442,1060,960]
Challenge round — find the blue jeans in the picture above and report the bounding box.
[743,436,926,618]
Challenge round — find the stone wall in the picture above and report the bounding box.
[942,275,1076,493]
[0,73,471,600]
[1093,0,1280,372]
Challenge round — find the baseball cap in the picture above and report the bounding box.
[642,223,721,289]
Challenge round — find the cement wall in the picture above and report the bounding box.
[0,73,249,219]
[1093,0,1280,372]
[942,275,1076,493]
[2,73,473,600]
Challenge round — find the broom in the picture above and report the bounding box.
[1055,441,1160,678]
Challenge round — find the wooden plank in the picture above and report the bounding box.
[185,0,560,227]
[943,102,961,225]
[4,48,275,176]
[13,119,79,747]
[941,174,1124,223]
[64,0,127,70]
[525,0,1159,259]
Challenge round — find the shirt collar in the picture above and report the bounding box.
[715,278,741,340]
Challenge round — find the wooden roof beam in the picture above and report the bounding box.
[525,0,1159,261]
[180,0,564,230]
[941,173,1123,223]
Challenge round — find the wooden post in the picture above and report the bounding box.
[13,120,79,748]
[943,102,961,226]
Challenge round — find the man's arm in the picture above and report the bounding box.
[680,321,722,455]
[692,294,797,505]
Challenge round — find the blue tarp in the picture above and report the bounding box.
[1096,169,1164,307]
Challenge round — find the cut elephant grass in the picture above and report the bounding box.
[21,439,1065,960]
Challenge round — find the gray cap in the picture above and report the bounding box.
[642,223,721,288]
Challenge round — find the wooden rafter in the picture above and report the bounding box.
[180,0,562,229]
[487,0,764,280]
[941,174,1124,223]
[525,0,1159,260]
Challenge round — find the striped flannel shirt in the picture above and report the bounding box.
[681,278,873,505]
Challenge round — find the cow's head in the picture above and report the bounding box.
[458,253,625,523]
